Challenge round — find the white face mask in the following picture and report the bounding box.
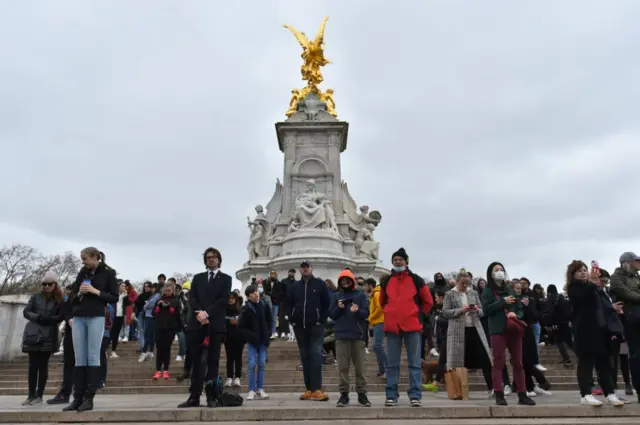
[493,270,505,281]
[258,286,264,294]
[392,266,407,273]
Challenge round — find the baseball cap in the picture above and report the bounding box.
[620,252,640,263]
[300,260,312,267]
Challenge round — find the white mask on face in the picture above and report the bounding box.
[258,286,264,294]
[493,271,505,281]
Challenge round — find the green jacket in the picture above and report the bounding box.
[481,285,523,335]
[609,267,640,321]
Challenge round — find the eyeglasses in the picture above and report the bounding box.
[42,282,55,287]
[205,256,218,260]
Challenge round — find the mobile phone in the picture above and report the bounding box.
[591,260,600,274]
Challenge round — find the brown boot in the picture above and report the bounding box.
[309,390,330,401]
[299,390,312,400]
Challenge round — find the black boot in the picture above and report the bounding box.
[495,390,508,406]
[77,367,100,412]
[518,391,536,406]
[204,384,218,408]
[62,367,86,411]
[47,392,69,405]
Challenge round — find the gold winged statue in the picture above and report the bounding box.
[283,17,337,117]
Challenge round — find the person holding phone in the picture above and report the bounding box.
[442,269,493,396]
[63,247,118,412]
[481,262,534,407]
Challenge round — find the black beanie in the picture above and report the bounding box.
[391,247,409,264]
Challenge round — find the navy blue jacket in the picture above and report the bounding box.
[286,275,330,328]
[328,289,369,340]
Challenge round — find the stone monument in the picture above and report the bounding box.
[236,17,389,291]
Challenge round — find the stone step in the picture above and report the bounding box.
[0,382,584,395]
[0,392,637,423]
[12,420,640,425]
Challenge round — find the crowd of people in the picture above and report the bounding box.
[16,245,640,410]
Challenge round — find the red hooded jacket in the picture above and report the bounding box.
[379,269,433,334]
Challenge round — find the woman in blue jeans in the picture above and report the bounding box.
[63,247,118,412]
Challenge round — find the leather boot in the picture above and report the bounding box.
[62,367,86,411]
[77,366,100,412]
[518,391,536,406]
[494,390,508,406]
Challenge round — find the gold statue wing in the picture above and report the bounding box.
[312,16,329,48]
[283,24,309,49]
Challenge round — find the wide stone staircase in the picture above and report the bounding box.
[0,337,579,395]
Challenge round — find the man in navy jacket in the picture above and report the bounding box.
[286,260,330,401]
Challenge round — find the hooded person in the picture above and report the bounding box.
[328,269,371,407]
[431,272,447,298]
[481,262,534,407]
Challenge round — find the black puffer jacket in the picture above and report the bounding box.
[71,263,119,317]
[22,293,63,353]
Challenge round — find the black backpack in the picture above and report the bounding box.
[206,377,243,407]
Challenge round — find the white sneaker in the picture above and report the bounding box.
[53,351,63,356]
[110,352,119,359]
[504,385,512,396]
[526,391,537,397]
[535,364,547,372]
[257,389,269,399]
[247,390,256,401]
[270,333,277,340]
[224,378,233,387]
[147,352,155,359]
[175,355,183,361]
[488,390,494,399]
[281,333,287,339]
[233,378,241,386]
[138,353,147,363]
[174,335,178,341]
[606,393,624,407]
[122,337,128,342]
[581,394,603,406]
[534,386,552,396]
[365,348,370,354]
[430,348,440,357]
[537,342,546,347]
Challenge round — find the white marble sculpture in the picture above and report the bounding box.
[354,223,380,260]
[342,183,382,260]
[246,180,283,261]
[288,179,339,234]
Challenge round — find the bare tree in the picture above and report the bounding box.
[172,272,194,285]
[0,244,41,295]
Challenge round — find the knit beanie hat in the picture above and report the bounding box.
[42,271,58,284]
[391,247,409,264]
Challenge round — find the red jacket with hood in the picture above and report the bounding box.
[379,269,433,334]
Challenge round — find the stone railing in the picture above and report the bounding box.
[0,294,30,360]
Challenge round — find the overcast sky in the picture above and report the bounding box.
[1,1,639,288]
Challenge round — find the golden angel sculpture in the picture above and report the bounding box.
[283,17,337,117]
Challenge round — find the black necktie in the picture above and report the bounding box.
[209,271,214,283]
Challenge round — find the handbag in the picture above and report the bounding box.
[22,322,43,347]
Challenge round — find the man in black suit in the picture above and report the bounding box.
[178,247,232,408]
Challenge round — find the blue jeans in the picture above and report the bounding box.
[372,323,388,373]
[247,344,268,391]
[271,305,279,334]
[143,317,155,353]
[293,324,324,391]
[385,330,422,401]
[532,322,541,361]
[177,331,186,356]
[137,312,145,349]
[72,316,105,366]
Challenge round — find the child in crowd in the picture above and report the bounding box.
[100,304,115,388]
[152,282,182,380]
[328,269,371,407]
[224,292,244,387]
[238,284,272,400]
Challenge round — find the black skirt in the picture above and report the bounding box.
[464,327,490,370]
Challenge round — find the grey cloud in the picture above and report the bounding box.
[1,1,639,285]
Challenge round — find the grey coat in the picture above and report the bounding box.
[442,288,492,369]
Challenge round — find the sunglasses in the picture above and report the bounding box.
[42,282,55,287]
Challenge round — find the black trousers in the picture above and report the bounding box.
[624,320,640,393]
[100,337,110,384]
[28,351,52,398]
[60,329,75,396]
[610,337,631,388]
[224,338,244,378]
[554,324,573,361]
[277,304,289,334]
[110,316,124,352]
[188,328,223,398]
[183,330,196,376]
[155,330,176,372]
[577,335,615,397]
[514,327,549,392]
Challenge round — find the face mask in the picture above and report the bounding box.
[258,286,264,294]
[493,271,505,281]
[392,266,407,273]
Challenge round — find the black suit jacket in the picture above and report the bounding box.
[188,270,232,333]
